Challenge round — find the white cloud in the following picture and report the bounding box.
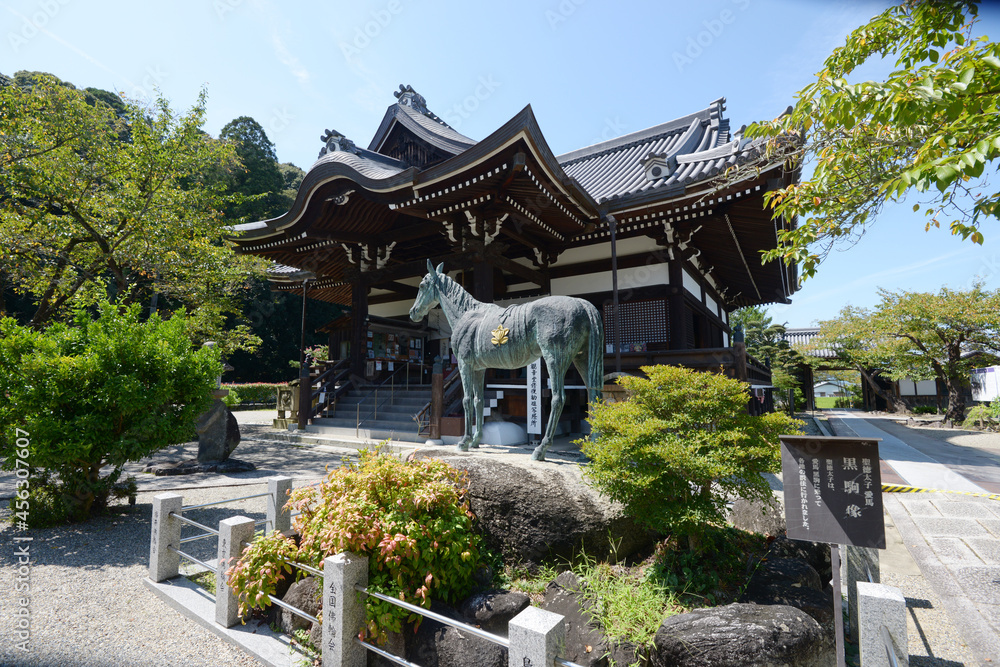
[271,34,310,86]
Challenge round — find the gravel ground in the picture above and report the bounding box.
[880,568,980,666]
[0,411,335,667]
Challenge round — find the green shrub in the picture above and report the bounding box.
[0,301,221,523]
[963,399,1000,429]
[227,451,482,644]
[221,382,281,406]
[222,387,242,409]
[912,405,938,415]
[581,365,802,549]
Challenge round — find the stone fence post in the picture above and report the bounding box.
[508,606,566,667]
[149,493,182,583]
[268,476,293,533]
[857,581,908,666]
[217,516,255,628]
[323,552,368,667]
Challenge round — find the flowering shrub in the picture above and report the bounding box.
[226,530,298,618]
[226,450,482,644]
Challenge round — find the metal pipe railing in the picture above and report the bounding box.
[181,492,272,511]
[356,638,423,667]
[356,584,509,648]
[268,595,320,625]
[168,512,218,535]
[167,545,216,574]
[882,625,900,667]
[179,532,216,544]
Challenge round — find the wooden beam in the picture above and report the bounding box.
[488,252,547,287]
[378,281,419,298]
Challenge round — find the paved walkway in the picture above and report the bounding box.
[826,411,1000,664]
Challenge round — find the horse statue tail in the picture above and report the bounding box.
[585,302,605,407]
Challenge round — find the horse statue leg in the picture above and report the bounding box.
[457,361,476,452]
[533,352,572,461]
[470,368,486,449]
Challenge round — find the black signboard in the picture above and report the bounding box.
[780,436,885,549]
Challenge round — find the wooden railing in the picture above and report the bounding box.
[308,359,351,421]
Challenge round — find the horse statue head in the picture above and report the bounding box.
[410,260,445,322]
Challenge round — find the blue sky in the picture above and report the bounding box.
[4,0,998,326]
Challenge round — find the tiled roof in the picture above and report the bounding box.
[309,147,408,180]
[368,100,477,157]
[557,98,754,204]
[784,327,839,359]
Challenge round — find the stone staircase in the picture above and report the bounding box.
[307,385,432,444]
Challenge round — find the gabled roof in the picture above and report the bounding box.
[367,85,477,158]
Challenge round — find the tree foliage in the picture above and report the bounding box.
[0,301,221,523]
[815,283,1000,421]
[0,72,264,349]
[730,306,809,391]
[582,365,802,548]
[734,1,1000,278]
[219,116,287,221]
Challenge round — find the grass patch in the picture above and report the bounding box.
[647,525,769,607]
[186,569,217,593]
[575,558,681,647]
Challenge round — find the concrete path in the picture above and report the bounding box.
[826,411,1000,665]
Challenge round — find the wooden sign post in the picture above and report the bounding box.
[779,435,885,667]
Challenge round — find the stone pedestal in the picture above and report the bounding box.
[845,545,880,639]
[857,582,908,666]
[196,392,241,463]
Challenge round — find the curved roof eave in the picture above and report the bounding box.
[228,157,420,243]
[411,104,602,219]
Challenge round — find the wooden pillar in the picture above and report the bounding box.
[472,261,494,303]
[350,278,368,379]
[668,260,687,350]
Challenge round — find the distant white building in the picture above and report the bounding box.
[814,381,852,397]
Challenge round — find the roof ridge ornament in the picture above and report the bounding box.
[394,84,429,114]
[318,129,358,159]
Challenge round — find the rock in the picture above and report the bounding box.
[651,603,834,667]
[541,571,609,667]
[142,458,255,475]
[196,399,241,462]
[408,601,507,667]
[768,537,832,583]
[279,576,321,636]
[433,456,654,567]
[750,558,822,591]
[727,497,785,536]
[458,590,530,636]
[743,585,834,630]
[608,640,650,667]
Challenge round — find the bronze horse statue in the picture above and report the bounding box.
[410,261,604,461]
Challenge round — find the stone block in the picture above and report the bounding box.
[856,582,907,667]
[897,498,942,517]
[931,500,996,519]
[916,517,989,538]
[846,545,879,640]
[925,536,981,565]
[323,552,367,667]
[509,605,566,667]
[967,536,1000,565]
[979,518,1000,539]
[216,515,255,628]
[268,476,293,533]
[149,493,183,582]
[953,566,1000,605]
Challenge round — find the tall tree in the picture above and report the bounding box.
[219,116,286,221]
[816,283,1000,421]
[730,306,808,391]
[727,1,1000,278]
[0,73,262,352]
